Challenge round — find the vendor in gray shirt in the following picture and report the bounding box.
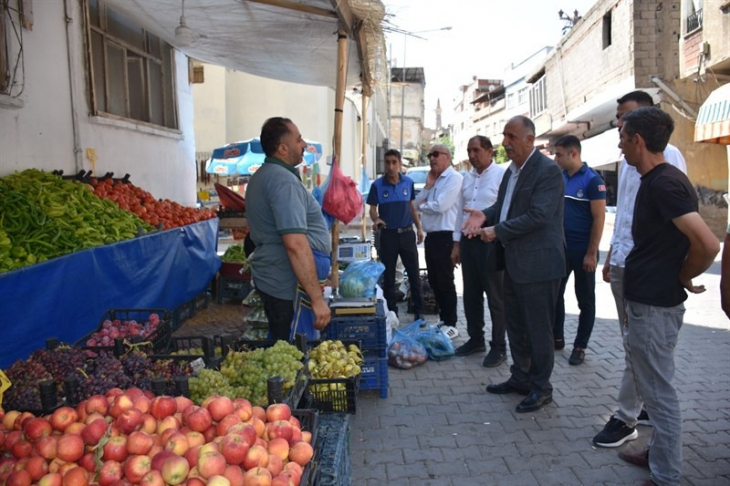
[245,117,332,341]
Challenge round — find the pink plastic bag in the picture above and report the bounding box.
[322,160,363,225]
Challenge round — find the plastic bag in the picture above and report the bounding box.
[322,159,364,225]
[387,329,428,369]
[385,310,398,345]
[401,320,455,361]
[339,260,385,298]
[312,184,335,229]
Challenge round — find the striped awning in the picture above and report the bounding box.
[695,83,730,144]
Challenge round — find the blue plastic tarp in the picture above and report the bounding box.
[0,218,221,369]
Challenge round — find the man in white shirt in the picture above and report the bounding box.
[415,144,463,338]
[593,90,688,449]
[451,136,508,366]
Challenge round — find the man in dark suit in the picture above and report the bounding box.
[463,115,565,413]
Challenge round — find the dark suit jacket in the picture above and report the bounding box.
[484,150,565,284]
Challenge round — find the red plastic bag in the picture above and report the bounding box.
[322,160,363,225]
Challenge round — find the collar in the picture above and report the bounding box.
[265,156,300,178]
[382,173,403,187]
[510,148,536,175]
[563,162,589,178]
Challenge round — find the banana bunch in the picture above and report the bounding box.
[308,340,363,380]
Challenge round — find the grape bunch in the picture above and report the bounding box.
[79,352,133,397]
[3,358,54,411]
[28,346,88,394]
[169,346,222,357]
[121,351,155,390]
[189,369,236,404]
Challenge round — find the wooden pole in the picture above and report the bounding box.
[361,94,368,243]
[330,28,348,292]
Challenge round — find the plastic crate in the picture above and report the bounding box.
[75,309,172,354]
[292,409,320,486]
[305,375,359,414]
[161,334,237,367]
[219,261,251,280]
[322,302,386,351]
[172,291,212,331]
[359,356,388,398]
[217,276,251,303]
[315,413,351,486]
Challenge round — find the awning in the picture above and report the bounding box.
[695,83,730,144]
[580,128,622,171]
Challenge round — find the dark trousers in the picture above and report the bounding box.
[258,289,293,342]
[378,228,423,316]
[554,248,597,349]
[461,237,507,350]
[503,272,560,394]
[424,231,457,326]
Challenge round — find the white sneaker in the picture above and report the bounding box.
[438,324,459,340]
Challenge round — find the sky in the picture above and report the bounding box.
[382,0,600,128]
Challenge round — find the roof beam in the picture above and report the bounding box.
[244,0,337,19]
[330,0,354,34]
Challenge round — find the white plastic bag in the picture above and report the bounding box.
[385,311,398,345]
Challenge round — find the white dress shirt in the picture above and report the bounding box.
[499,148,536,224]
[610,143,687,268]
[453,162,507,241]
[414,166,463,233]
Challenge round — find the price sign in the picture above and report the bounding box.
[0,370,11,408]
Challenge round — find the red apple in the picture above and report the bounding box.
[251,418,265,439]
[207,475,231,486]
[287,416,300,430]
[132,396,151,414]
[14,412,35,431]
[149,397,177,421]
[232,399,253,422]
[266,438,289,462]
[288,427,302,446]
[24,417,53,441]
[61,466,88,486]
[50,407,78,433]
[216,415,242,437]
[97,461,123,486]
[6,469,32,486]
[242,445,269,471]
[3,411,21,430]
[105,387,124,399]
[288,442,313,467]
[125,387,146,400]
[219,434,250,466]
[203,425,217,443]
[102,436,129,463]
[139,414,157,435]
[184,445,201,470]
[127,431,154,456]
[174,397,194,415]
[78,452,97,473]
[150,451,175,472]
[301,431,312,444]
[265,422,293,443]
[184,431,205,448]
[223,465,245,486]
[181,406,212,433]
[271,476,293,486]
[81,418,109,446]
[84,395,108,416]
[227,424,257,448]
[206,396,235,422]
[265,455,283,477]
[123,454,152,484]
[186,478,206,486]
[164,432,189,456]
[197,452,226,479]
[38,473,63,486]
[139,470,164,486]
[64,422,85,436]
[199,442,219,456]
[108,394,135,419]
[34,436,58,460]
[11,438,33,459]
[25,456,48,481]
[251,407,266,423]
[160,456,189,486]
[242,467,271,486]
[115,409,144,435]
[155,416,180,436]
[264,404,291,424]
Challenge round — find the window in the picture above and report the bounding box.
[85,0,178,129]
[507,92,516,109]
[684,0,703,33]
[529,76,547,117]
[517,87,528,105]
[602,11,612,49]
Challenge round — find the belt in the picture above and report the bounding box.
[382,227,413,234]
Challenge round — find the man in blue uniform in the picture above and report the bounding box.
[368,149,424,320]
[552,135,606,365]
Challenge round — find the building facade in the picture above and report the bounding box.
[389,67,426,166]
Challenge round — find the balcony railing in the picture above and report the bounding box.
[686,8,703,33]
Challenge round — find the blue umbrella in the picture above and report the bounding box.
[302,141,323,166]
[205,141,248,175]
[236,151,267,176]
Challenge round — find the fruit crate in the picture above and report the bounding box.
[359,356,388,398]
[313,413,351,486]
[172,291,212,331]
[322,301,386,352]
[216,276,252,303]
[156,334,238,368]
[75,309,172,354]
[303,375,359,414]
[219,261,251,280]
[292,408,320,486]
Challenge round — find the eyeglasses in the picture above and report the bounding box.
[427,151,448,158]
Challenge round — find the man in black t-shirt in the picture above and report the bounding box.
[615,107,719,486]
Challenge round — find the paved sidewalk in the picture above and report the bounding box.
[350,239,730,485]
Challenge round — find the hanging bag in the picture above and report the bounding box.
[322,158,363,225]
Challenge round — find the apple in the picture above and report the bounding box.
[223,465,245,486]
[156,416,180,436]
[288,427,302,446]
[265,455,283,477]
[150,451,175,472]
[214,414,239,437]
[81,419,109,446]
[25,456,49,481]
[271,476,293,486]
[206,396,235,422]
[125,387,146,400]
[199,442,219,456]
[6,469,32,486]
[242,467,271,486]
[301,431,311,444]
[108,394,135,419]
[105,387,124,399]
[3,411,21,430]
[254,438,267,448]
[115,409,144,435]
[139,414,157,435]
[181,406,212,433]
[265,404,291,423]
[13,456,29,472]
[227,424,257,448]
[78,452,97,473]
[232,399,253,422]
[174,396,194,415]
[123,454,152,484]
[184,445,201,470]
[288,442,313,467]
[184,431,205,448]
[102,436,129,463]
[84,395,108,416]
[64,422,85,435]
[203,425,217,443]
[207,475,231,486]
[50,407,78,433]
[266,438,289,462]
[281,462,302,481]
[0,457,17,475]
[139,470,164,486]
[186,478,206,486]
[251,407,266,423]
[197,451,226,479]
[265,421,293,443]
[251,418,265,439]
[34,436,58,460]
[61,466,89,486]
[149,397,177,421]
[160,455,189,486]
[11,438,33,459]
[132,396,151,414]
[127,431,154,456]
[219,434,250,466]
[14,412,35,431]
[38,473,63,486]
[287,416,300,430]
[4,430,22,449]
[164,432,190,456]
[242,445,269,471]
[97,461,123,486]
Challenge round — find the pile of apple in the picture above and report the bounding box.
[0,388,314,486]
[85,315,162,347]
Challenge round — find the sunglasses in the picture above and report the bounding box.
[427,151,448,158]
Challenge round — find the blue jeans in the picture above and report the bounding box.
[626,299,684,486]
[554,248,596,349]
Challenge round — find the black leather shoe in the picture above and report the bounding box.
[515,392,553,413]
[486,381,529,395]
[455,339,486,357]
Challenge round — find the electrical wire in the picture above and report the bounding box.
[1,0,25,97]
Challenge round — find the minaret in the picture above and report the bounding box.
[435,99,442,130]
